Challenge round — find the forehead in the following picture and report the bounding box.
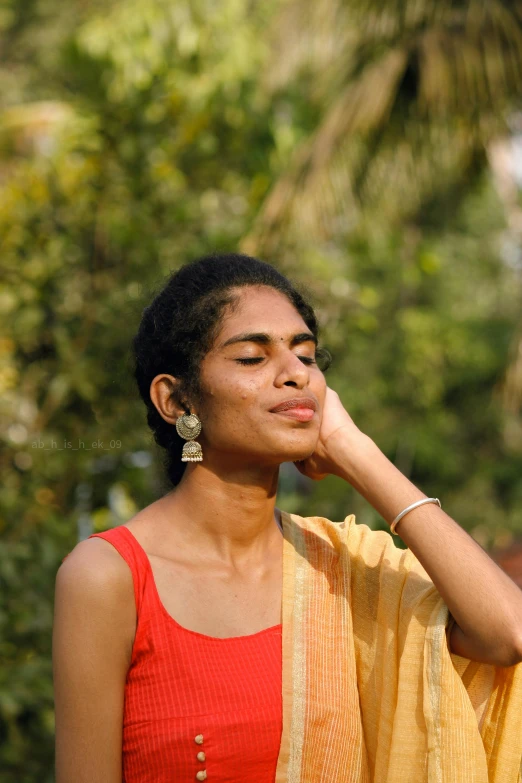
[217,286,309,340]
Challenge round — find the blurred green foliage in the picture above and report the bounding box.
[1,0,522,779]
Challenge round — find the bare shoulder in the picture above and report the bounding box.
[57,535,134,595]
[55,535,137,660]
[53,537,137,783]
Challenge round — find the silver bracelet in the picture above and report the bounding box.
[390,497,441,536]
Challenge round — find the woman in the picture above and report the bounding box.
[53,253,522,783]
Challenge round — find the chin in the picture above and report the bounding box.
[281,441,317,464]
[252,428,318,465]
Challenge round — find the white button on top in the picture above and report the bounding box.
[194,734,204,745]
[196,771,207,781]
[196,751,206,762]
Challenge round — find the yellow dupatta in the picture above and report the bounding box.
[275,510,522,782]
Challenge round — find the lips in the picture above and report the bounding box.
[269,397,317,413]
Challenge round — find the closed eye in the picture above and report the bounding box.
[236,357,316,365]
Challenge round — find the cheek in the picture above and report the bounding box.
[318,385,328,410]
[312,370,327,398]
[223,373,262,401]
[202,376,260,425]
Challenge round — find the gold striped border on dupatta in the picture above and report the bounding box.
[276,511,370,783]
[422,601,448,783]
[275,509,308,783]
[423,592,500,780]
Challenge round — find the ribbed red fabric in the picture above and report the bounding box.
[63,524,283,782]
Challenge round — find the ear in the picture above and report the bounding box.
[149,374,191,425]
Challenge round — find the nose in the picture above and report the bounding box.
[274,350,310,389]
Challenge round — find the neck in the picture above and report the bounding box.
[159,458,283,566]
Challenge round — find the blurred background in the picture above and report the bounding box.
[1,0,522,779]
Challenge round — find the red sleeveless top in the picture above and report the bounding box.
[65,525,283,782]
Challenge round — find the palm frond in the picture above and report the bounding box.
[243,0,522,253]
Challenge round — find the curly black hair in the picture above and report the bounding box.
[132,252,332,487]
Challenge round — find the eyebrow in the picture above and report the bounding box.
[220,331,318,349]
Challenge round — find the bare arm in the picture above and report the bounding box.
[53,538,136,783]
[329,430,522,667]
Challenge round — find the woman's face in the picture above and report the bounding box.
[193,285,327,467]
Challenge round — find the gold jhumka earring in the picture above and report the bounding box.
[175,412,203,462]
